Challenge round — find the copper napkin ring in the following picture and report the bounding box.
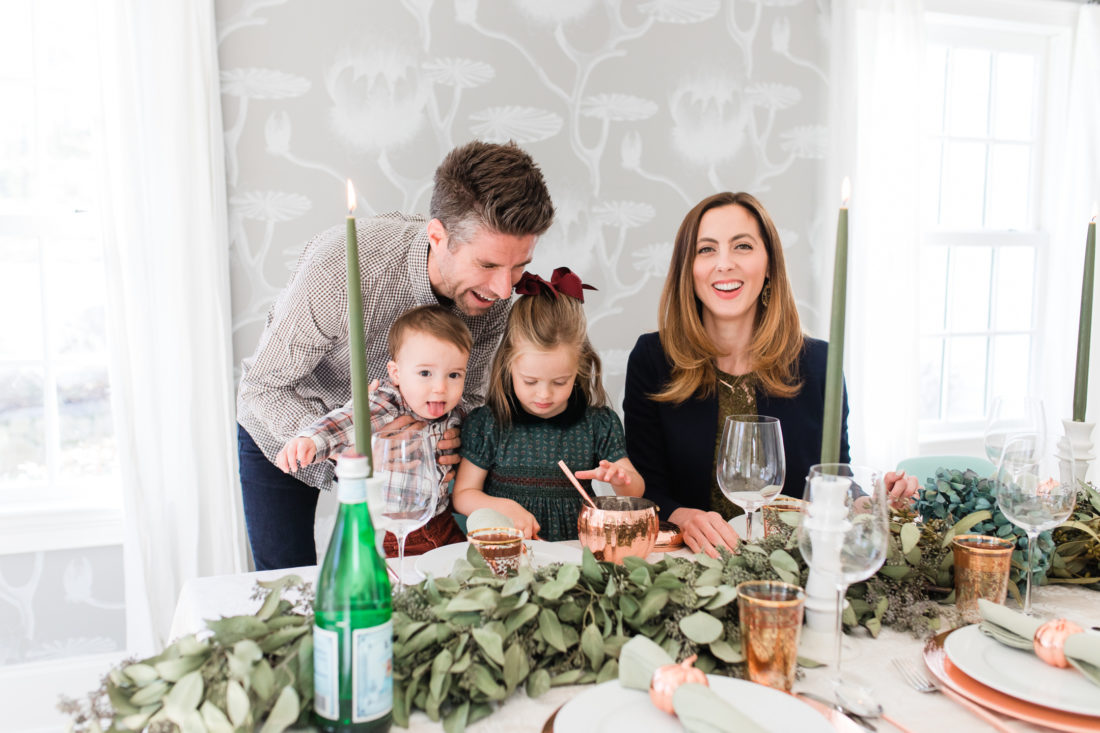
[1032,618,1084,668]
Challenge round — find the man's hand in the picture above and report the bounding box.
[436,426,461,484]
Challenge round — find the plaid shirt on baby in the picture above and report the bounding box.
[236,212,509,491]
[295,376,466,518]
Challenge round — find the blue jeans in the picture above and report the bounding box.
[238,424,319,570]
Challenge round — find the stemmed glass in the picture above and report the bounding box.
[798,464,889,715]
[716,415,786,542]
[994,436,1076,615]
[371,428,440,591]
[984,397,1045,465]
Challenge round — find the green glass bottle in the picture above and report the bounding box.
[313,452,393,732]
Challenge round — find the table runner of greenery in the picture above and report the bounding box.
[63,472,1100,733]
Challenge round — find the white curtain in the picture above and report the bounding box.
[97,0,247,654]
[824,0,924,470]
[1043,6,1100,480]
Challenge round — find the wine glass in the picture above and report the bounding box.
[797,464,889,715]
[371,427,440,591]
[994,436,1076,615]
[716,415,786,542]
[984,397,1045,465]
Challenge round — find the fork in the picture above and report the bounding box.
[891,657,1014,733]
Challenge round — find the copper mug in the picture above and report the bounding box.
[577,496,659,563]
[952,533,1014,624]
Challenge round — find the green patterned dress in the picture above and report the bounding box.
[461,393,628,542]
[709,368,758,520]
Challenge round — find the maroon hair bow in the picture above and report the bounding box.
[514,266,597,303]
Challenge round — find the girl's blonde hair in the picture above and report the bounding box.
[654,191,804,403]
[487,292,607,424]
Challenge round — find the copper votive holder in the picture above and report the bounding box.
[953,534,1014,624]
[737,580,805,692]
[468,527,524,576]
[761,496,807,537]
[577,496,659,564]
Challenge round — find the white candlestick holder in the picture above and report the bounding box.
[1057,419,1095,483]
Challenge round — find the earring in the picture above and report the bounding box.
[761,280,772,308]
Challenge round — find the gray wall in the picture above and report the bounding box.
[217,0,831,407]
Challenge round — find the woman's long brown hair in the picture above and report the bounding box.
[653,192,804,403]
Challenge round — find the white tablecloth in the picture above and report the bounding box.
[170,543,1100,733]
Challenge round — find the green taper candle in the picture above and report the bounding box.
[821,179,850,464]
[1074,211,1098,422]
[345,180,373,470]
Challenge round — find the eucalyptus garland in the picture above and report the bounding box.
[61,481,1100,733]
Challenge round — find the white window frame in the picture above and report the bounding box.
[918,0,1076,454]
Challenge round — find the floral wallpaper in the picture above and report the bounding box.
[217,0,831,413]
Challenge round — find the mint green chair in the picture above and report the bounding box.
[896,455,996,488]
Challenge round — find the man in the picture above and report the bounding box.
[237,141,554,570]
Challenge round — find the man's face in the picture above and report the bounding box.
[427,219,536,316]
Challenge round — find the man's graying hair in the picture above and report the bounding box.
[430,140,554,246]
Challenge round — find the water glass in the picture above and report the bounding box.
[716,415,785,542]
[372,428,440,591]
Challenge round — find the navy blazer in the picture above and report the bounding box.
[623,332,850,520]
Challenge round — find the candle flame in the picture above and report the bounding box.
[346,179,357,214]
[841,177,851,207]
[1092,202,1098,223]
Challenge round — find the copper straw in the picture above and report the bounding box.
[557,460,598,509]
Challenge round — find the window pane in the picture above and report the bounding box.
[0,236,44,359]
[0,0,34,79]
[946,246,992,331]
[44,237,108,359]
[56,366,116,483]
[944,336,989,421]
[992,52,1035,141]
[0,80,34,204]
[940,141,987,228]
[992,246,1035,330]
[925,45,948,135]
[986,144,1030,230]
[921,245,949,332]
[946,48,991,137]
[988,334,1031,404]
[40,87,97,208]
[920,337,944,421]
[34,0,98,88]
[0,368,47,487]
[921,139,943,227]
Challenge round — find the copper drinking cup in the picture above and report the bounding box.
[577,496,660,563]
[952,533,1014,624]
[737,580,805,692]
[761,496,808,537]
[468,526,525,576]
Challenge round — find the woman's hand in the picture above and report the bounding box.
[669,507,740,558]
[884,470,918,510]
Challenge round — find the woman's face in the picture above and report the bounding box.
[691,204,770,328]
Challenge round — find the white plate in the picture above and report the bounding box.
[555,675,831,733]
[944,624,1100,717]
[414,540,581,579]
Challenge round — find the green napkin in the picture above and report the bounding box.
[618,636,767,733]
[465,508,514,533]
[978,599,1100,686]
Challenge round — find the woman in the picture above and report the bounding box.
[623,192,914,556]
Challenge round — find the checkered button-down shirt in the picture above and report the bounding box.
[295,377,466,517]
[237,212,510,491]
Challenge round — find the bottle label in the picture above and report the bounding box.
[312,625,339,720]
[352,620,394,723]
[337,475,368,504]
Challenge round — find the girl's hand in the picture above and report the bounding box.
[276,438,317,473]
[669,507,740,558]
[499,501,541,540]
[884,470,919,510]
[575,460,630,490]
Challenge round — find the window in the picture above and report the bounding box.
[0,0,120,550]
[918,16,1064,441]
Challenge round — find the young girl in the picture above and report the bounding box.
[453,267,644,541]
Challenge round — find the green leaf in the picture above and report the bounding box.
[446,586,501,613]
[635,588,669,625]
[703,585,738,610]
[129,680,170,707]
[539,608,568,652]
[252,659,275,702]
[942,510,993,547]
[226,680,250,728]
[879,564,912,580]
[596,658,619,683]
[709,640,743,663]
[797,656,826,668]
[258,685,299,733]
[679,611,723,644]
[581,548,604,582]
[470,663,507,700]
[526,668,551,698]
[429,649,453,701]
[900,522,921,554]
[199,700,234,733]
[503,642,529,692]
[580,624,605,669]
[769,549,799,584]
[550,669,584,686]
[163,670,203,714]
[154,655,205,683]
[206,616,270,645]
[254,586,283,621]
[123,663,159,687]
[471,627,505,666]
[504,604,540,636]
[442,701,469,733]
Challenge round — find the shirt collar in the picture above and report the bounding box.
[508,385,588,427]
[407,227,437,307]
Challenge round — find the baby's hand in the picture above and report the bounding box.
[500,502,541,540]
[276,438,318,473]
[575,459,632,491]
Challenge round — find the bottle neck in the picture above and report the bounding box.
[337,475,368,504]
